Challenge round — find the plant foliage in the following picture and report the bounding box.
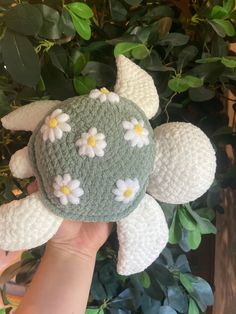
[0,0,235,313]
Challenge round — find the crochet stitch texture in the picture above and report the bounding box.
[28,95,155,221]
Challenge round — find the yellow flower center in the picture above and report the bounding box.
[60,185,71,195]
[134,123,143,135]
[100,87,110,94]
[123,188,133,198]
[87,136,97,147]
[48,118,58,128]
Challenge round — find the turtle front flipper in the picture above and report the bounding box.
[116,194,168,275]
[9,146,34,179]
[1,100,60,131]
[0,192,63,251]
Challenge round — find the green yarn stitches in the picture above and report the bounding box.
[28,96,155,221]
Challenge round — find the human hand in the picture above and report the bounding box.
[27,181,113,259]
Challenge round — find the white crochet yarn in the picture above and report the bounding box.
[9,146,34,179]
[114,55,159,119]
[147,122,216,204]
[0,192,63,251]
[117,193,168,275]
[1,100,60,131]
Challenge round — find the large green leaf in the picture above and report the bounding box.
[169,210,182,244]
[187,230,201,250]
[223,0,235,13]
[139,271,151,288]
[167,286,188,313]
[168,77,189,93]
[188,298,199,314]
[36,4,61,39]
[212,19,235,36]
[73,75,96,95]
[158,33,189,46]
[178,207,197,231]
[4,3,43,36]
[210,5,228,19]
[66,2,93,19]
[68,10,91,40]
[221,57,236,68]
[114,42,149,59]
[2,30,40,87]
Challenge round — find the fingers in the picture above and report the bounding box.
[27,181,38,194]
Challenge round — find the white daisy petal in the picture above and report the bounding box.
[60,195,68,205]
[54,190,63,197]
[72,188,84,197]
[54,127,63,139]
[108,92,120,103]
[57,113,69,122]
[112,188,122,196]
[117,180,126,190]
[68,180,80,190]
[55,175,63,185]
[68,195,80,204]
[43,129,49,141]
[63,174,71,184]
[115,195,125,202]
[51,109,62,118]
[89,88,119,104]
[122,121,133,129]
[124,130,136,141]
[59,123,71,132]
[49,129,55,142]
[131,118,138,125]
[79,146,87,155]
[99,94,107,102]
[89,89,100,98]
[89,127,97,136]
[96,133,105,140]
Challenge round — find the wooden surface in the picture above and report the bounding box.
[213,189,236,314]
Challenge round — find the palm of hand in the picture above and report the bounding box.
[27,181,112,257]
[50,220,113,257]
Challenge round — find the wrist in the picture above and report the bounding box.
[46,241,97,262]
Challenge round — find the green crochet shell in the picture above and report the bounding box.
[28,95,155,221]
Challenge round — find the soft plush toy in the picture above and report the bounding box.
[0,55,216,276]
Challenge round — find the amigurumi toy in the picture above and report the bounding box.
[0,55,216,275]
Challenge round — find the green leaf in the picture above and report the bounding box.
[86,309,104,314]
[131,45,150,59]
[66,2,93,19]
[139,271,151,288]
[48,45,67,74]
[4,3,43,36]
[2,30,40,87]
[212,19,235,36]
[196,218,217,235]
[21,251,34,261]
[110,0,127,22]
[223,0,235,13]
[189,86,215,102]
[71,50,89,75]
[187,229,201,250]
[178,206,197,231]
[177,45,198,71]
[195,57,221,64]
[221,57,236,68]
[210,5,228,19]
[159,33,189,47]
[59,8,75,37]
[114,42,149,59]
[179,273,194,294]
[148,17,172,43]
[188,298,199,314]
[183,76,203,88]
[169,210,182,244]
[208,20,226,37]
[36,4,61,39]
[124,0,142,5]
[168,77,189,93]
[68,11,91,40]
[167,286,188,313]
[73,75,96,95]
[0,308,6,314]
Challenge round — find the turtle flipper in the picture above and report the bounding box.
[116,194,168,275]
[9,146,34,179]
[0,192,63,251]
[1,100,60,131]
[115,55,159,119]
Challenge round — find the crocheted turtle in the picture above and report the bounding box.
[0,55,216,275]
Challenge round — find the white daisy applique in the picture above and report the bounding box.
[89,87,120,103]
[53,174,84,205]
[76,127,107,158]
[123,118,149,148]
[40,109,71,143]
[112,178,140,204]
